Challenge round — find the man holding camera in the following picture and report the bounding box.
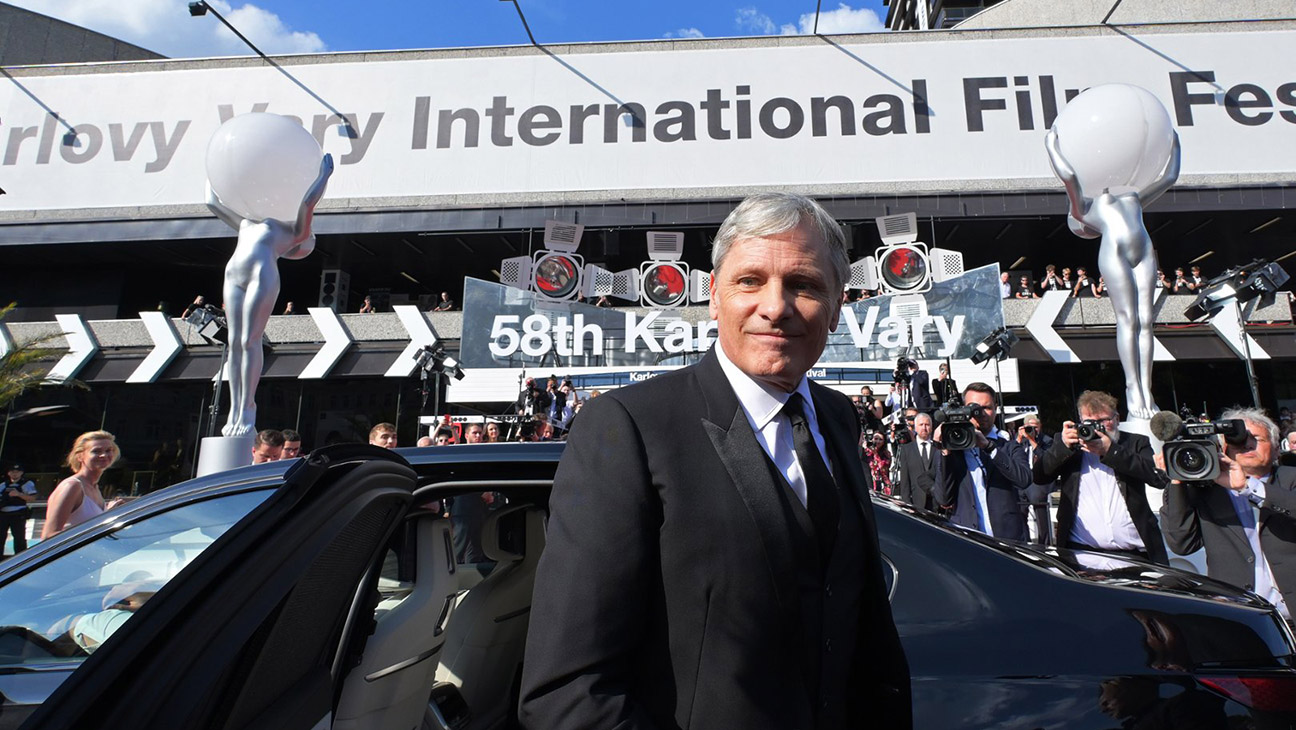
[1032,391,1168,564]
[933,382,1034,540]
[1159,407,1296,620]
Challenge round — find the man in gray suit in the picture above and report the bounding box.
[521,193,910,729]
[1160,406,1296,621]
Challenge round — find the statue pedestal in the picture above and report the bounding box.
[197,435,254,477]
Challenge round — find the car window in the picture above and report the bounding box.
[0,489,271,668]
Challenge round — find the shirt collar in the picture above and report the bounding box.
[714,341,812,429]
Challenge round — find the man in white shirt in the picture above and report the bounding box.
[1032,391,1167,563]
[522,192,910,729]
[1161,407,1296,620]
[897,413,937,510]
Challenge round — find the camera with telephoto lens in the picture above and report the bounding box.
[1075,419,1106,442]
[1162,419,1248,482]
[934,405,981,451]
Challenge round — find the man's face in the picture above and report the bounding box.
[370,430,398,449]
[1025,417,1041,433]
[6,469,20,482]
[280,440,301,459]
[1019,277,1029,287]
[964,390,996,435]
[709,221,840,393]
[915,416,933,441]
[433,432,452,446]
[1000,272,1009,283]
[1078,406,1119,436]
[1286,432,1296,452]
[465,426,484,444]
[252,443,282,464]
[1226,419,1273,475]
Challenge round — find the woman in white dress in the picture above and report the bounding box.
[42,431,125,539]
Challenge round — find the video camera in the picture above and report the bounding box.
[1150,410,1248,482]
[891,419,914,446]
[893,357,914,386]
[934,404,983,451]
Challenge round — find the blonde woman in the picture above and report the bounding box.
[41,431,125,539]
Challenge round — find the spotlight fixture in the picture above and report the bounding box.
[1184,259,1290,322]
[583,231,711,307]
[970,327,1019,365]
[500,220,586,302]
[414,344,465,381]
[187,1,208,16]
[849,213,963,296]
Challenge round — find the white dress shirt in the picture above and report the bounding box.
[1069,451,1146,551]
[1230,475,1290,619]
[714,342,832,510]
[964,426,1007,537]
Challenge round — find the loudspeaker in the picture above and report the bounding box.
[319,269,351,312]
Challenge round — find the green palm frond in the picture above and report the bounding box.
[0,302,83,410]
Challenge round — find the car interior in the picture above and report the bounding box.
[333,483,549,730]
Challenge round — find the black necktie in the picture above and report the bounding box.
[783,393,840,561]
[921,442,930,465]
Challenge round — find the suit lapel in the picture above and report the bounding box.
[696,352,798,619]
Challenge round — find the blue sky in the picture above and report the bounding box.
[15,1,892,58]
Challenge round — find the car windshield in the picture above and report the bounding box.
[0,489,270,667]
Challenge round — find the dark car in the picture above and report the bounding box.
[0,442,1294,729]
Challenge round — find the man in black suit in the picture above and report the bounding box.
[896,412,936,510]
[932,382,1035,540]
[904,359,934,412]
[1016,414,1055,545]
[1160,406,1296,621]
[1032,391,1167,563]
[520,193,910,729]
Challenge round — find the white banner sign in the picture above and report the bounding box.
[2,28,1293,216]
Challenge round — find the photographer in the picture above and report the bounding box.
[1017,414,1053,545]
[932,363,959,407]
[895,358,934,412]
[933,382,1035,540]
[1032,392,1168,564]
[1159,407,1295,620]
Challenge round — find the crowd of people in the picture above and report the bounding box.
[1000,263,1209,299]
[874,376,1296,623]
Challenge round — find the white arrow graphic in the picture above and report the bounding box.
[126,312,184,383]
[1151,288,1174,362]
[1209,300,1270,360]
[1024,291,1081,363]
[45,314,99,384]
[300,307,353,379]
[385,305,439,378]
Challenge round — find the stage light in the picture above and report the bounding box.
[1184,259,1290,322]
[582,231,711,307]
[970,327,1019,365]
[499,220,586,302]
[849,213,963,296]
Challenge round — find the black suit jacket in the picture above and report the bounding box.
[896,441,936,511]
[933,434,1036,541]
[520,350,910,729]
[1032,431,1168,564]
[909,369,934,411]
[1161,465,1296,610]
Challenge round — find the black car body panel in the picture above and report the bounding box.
[2,441,1294,729]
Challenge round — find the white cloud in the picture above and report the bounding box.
[785,3,884,34]
[735,7,777,35]
[8,0,327,58]
[663,27,706,39]
[738,3,883,37]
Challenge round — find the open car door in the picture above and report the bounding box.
[20,444,415,730]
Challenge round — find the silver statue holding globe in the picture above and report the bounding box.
[1046,84,1181,422]
[205,113,334,438]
